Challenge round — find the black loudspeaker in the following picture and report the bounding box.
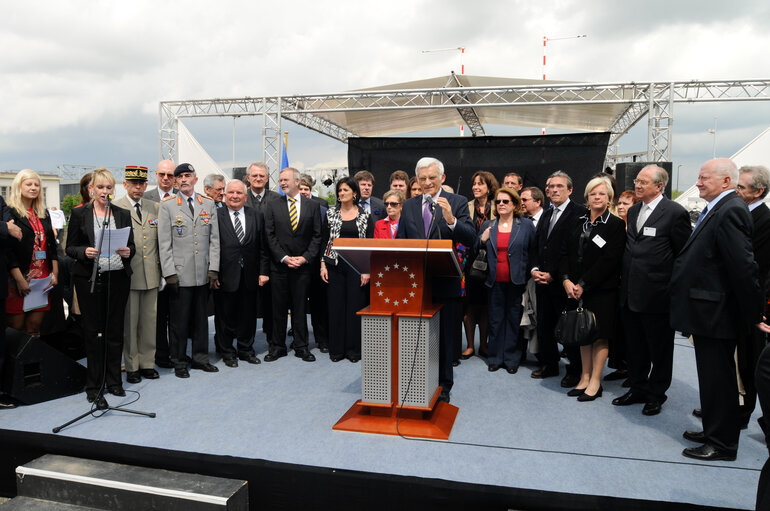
[2,328,87,405]
[232,167,247,182]
[616,162,673,198]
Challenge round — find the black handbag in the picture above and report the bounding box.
[468,248,488,281]
[554,298,598,346]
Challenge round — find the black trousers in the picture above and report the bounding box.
[535,282,580,375]
[155,286,172,364]
[309,268,329,348]
[271,266,311,352]
[327,263,367,358]
[74,271,129,396]
[623,306,675,402]
[169,284,210,370]
[257,281,274,345]
[214,278,257,360]
[693,334,740,452]
[737,325,768,426]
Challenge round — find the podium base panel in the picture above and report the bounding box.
[333,400,459,440]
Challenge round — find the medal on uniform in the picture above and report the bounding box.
[175,215,183,235]
[200,210,210,225]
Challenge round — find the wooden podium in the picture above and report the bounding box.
[331,239,460,440]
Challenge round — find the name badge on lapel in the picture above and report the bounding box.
[643,226,656,237]
[34,250,47,260]
[592,234,606,248]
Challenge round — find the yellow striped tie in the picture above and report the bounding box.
[288,197,298,231]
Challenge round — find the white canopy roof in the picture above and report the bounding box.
[311,74,632,136]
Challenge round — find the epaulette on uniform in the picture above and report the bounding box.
[162,194,177,201]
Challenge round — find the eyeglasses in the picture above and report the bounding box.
[633,179,655,186]
[385,201,401,207]
[157,173,174,178]
[495,199,512,205]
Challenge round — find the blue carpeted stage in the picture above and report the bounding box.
[0,320,764,510]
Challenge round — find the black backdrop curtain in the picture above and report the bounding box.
[348,133,611,203]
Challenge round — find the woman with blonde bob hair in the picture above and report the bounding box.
[559,176,625,401]
[5,169,59,336]
[66,168,134,405]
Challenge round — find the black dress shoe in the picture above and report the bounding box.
[693,408,703,418]
[612,390,647,406]
[224,358,239,368]
[577,386,602,402]
[140,368,159,379]
[452,359,460,367]
[107,386,126,397]
[295,350,316,362]
[603,369,628,381]
[506,366,518,374]
[460,349,474,360]
[488,364,501,372]
[347,355,360,363]
[567,387,586,397]
[642,401,663,416]
[330,354,345,362]
[438,389,450,403]
[683,430,706,443]
[175,368,190,378]
[682,444,736,462]
[531,365,559,379]
[560,373,580,388]
[238,354,261,364]
[86,393,97,403]
[319,345,330,354]
[95,396,109,410]
[126,371,141,384]
[155,358,173,369]
[191,362,219,372]
[264,350,287,362]
[0,400,17,410]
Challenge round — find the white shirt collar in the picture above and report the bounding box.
[749,200,766,212]
[643,193,664,211]
[706,189,735,211]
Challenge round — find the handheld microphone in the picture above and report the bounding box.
[424,193,437,212]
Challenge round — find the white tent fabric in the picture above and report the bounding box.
[676,126,770,210]
[310,75,632,137]
[177,120,228,194]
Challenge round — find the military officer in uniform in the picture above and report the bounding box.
[115,166,162,383]
[158,163,220,378]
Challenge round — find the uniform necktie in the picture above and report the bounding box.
[693,205,709,232]
[234,211,244,243]
[547,206,560,236]
[288,197,298,231]
[163,192,169,199]
[134,202,142,221]
[636,204,650,232]
[188,197,194,216]
[423,200,432,237]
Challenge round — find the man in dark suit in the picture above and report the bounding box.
[613,165,691,416]
[263,167,322,362]
[671,157,765,461]
[396,157,476,402]
[530,171,587,387]
[735,165,770,428]
[246,162,281,350]
[0,198,22,409]
[354,170,387,221]
[144,160,179,369]
[213,180,269,367]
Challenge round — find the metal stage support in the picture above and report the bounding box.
[159,79,770,177]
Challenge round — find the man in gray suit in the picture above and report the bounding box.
[144,159,179,368]
[115,166,162,383]
[158,163,220,378]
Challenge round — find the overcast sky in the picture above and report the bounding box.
[2,0,769,190]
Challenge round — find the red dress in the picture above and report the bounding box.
[7,210,51,313]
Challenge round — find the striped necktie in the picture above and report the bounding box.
[288,197,298,231]
[234,211,244,243]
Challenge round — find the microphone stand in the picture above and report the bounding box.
[54,198,155,433]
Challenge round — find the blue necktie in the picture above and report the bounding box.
[693,206,709,231]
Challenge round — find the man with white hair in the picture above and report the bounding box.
[396,157,475,403]
[734,165,770,428]
[671,157,766,461]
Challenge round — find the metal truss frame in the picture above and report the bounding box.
[160,79,770,179]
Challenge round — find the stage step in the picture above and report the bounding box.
[15,455,248,510]
[0,496,101,510]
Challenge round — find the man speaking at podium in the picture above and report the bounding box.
[397,157,475,403]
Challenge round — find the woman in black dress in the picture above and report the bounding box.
[320,177,374,362]
[559,176,625,401]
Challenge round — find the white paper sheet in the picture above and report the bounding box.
[23,276,53,312]
[95,226,131,256]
